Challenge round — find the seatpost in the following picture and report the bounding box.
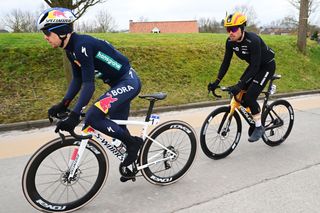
[262,79,274,112]
[145,99,156,122]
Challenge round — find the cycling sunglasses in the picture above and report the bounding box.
[226,26,239,33]
[42,30,51,36]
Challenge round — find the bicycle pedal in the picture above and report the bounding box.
[120,176,136,183]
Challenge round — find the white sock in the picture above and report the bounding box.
[253,114,262,127]
[255,119,261,127]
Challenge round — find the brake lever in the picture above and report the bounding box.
[59,131,66,143]
[48,116,53,124]
[212,86,222,98]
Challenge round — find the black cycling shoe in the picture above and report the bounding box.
[248,126,265,142]
[122,136,144,167]
[119,166,136,182]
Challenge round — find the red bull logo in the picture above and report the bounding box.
[95,95,118,113]
[83,126,95,134]
[48,10,67,19]
[53,10,67,18]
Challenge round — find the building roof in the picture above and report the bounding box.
[129,20,199,33]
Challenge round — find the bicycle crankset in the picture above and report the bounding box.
[119,163,138,182]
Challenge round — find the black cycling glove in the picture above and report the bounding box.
[55,111,80,133]
[207,79,220,92]
[48,100,69,117]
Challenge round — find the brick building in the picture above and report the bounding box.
[129,20,199,33]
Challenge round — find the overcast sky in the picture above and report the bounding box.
[0,0,319,30]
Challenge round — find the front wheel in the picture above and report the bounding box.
[22,136,109,212]
[200,106,242,160]
[140,120,197,185]
[262,99,294,146]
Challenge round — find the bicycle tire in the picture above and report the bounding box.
[200,106,242,160]
[262,99,294,146]
[140,120,197,185]
[22,136,109,212]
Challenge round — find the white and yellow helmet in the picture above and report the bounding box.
[37,7,76,35]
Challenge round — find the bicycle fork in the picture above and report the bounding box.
[67,139,89,180]
[217,96,240,136]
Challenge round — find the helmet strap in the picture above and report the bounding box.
[237,30,245,42]
[58,34,67,48]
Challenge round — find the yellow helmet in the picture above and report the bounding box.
[224,12,247,27]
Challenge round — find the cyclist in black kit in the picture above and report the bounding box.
[208,12,276,142]
[37,7,143,168]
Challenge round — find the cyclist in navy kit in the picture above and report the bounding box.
[37,7,143,168]
[208,12,276,142]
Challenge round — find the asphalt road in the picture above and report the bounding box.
[0,94,320,213]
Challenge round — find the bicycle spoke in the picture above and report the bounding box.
[57,184,68,203]
[79,176,95,184]
[59,148,69,168]
[37,179,60,187]
[70,184,80,200]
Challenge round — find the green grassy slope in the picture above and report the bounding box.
[1,33,319,123]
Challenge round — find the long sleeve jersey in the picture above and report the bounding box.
[63,33,131,113]
[217,31,275,85]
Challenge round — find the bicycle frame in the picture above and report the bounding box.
[224,75,278,128]
[67,118,178,180]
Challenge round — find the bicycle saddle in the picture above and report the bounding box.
[139,92,167,100]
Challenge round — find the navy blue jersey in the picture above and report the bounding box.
[65,33,130,83]
[63,33,132,113]
[217,32,275,85]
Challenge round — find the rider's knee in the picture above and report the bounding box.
[243,95,260,114]
[85,106,104,126]
[243,95,254,107]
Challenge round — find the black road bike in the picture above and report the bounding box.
[201,74,294,160]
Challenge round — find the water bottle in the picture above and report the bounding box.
[270,84,277,95]
[112,139,127,154]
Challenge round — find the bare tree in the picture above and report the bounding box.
[21,11,38,32]
[74,20,96,33]
[95,10,116,32]
[281,16,299,28]
[3,9,24,32]
[297,0,309,53]
[44,0,106,19]
[3,9,37,32]
[268,16,298,29]
[198,17,222,33]
[233,5,258,27]
[288,0,319,53]
[288,0,319,17]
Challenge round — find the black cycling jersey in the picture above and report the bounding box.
[63,33,132,113]
[217,31,275,85]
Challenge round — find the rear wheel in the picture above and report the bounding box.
[22,137,109,212]
[200,106,242,160]
[262,99,294,146]
[140,120,197,185]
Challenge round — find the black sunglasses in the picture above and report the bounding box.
[226,26,239,33]
[42,30,51,36]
